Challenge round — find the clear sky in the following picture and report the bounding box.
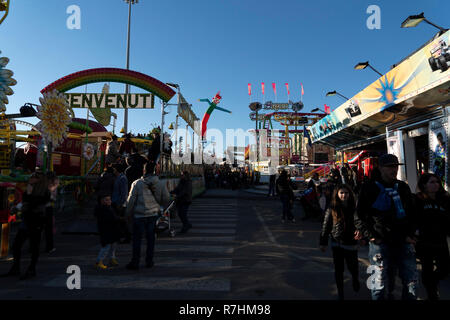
[1,0,448,155]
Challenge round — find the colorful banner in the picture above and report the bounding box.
[309,30,450,143]
[248,83,251,96]
[261,82,265,95]
[65,93,154,109]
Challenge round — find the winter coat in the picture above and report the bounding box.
[276,177,294,199]
[96,171,116,198]
[320,206,358,246]
[22,191,51,228]
[94,204,121,246]
[126,174,171,219]
[414,193,450,250]
[125,153,147,189]
[119,138,136,155]
[112,173,128,207]
[172,177,192,205]
[354,179,416,244]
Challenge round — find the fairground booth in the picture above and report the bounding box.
[307,29,450,192]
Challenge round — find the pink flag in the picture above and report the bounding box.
[272,83,276,95]
[301,83,304,96]
[261,82,265,95]
[248,83,251,96]
[285,83,290,95]
[324,104,331,114]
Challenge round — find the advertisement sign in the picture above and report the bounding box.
[65,93,155,109]
[310,30,450,143]
[429,118,448,188]
[177,94,199,131]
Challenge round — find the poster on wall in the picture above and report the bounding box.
[429,118,448,189]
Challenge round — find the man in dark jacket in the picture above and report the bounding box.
[276,170,295,222]
[354,154,418,300]
[125,148,147,190]
[171,171,193,233]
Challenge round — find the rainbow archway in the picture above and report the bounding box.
[41,68,176,102]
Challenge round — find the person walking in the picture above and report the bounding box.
[2,168,55,279]
[320,184,360,300]
[414,173,450,300]
[119,133,136,156]
[268,172,277,197]
[111,163,130,244]
[96,166,116,201]
[354,154,418,300]
[125,161,171,270]
[276,170,295,222]
[94,195,121,269]
[171,171,193,233]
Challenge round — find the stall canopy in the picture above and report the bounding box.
[308,30,450,150]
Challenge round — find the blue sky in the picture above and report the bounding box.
[1,0,448,154]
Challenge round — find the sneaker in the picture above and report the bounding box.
[126,263,139,270]
[110,258,119,267]
[281,219,286,223]
[47,248,56,254]
[95,261,108,270]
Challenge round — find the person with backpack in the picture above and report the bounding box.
[320,184,360,300]
[276,170,295,222]
[354,154,418,300]
[125,161,171,270]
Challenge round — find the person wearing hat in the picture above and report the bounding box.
[354,154,418,300]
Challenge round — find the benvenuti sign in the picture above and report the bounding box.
[64,93,155,109]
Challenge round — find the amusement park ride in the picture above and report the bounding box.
[248,100,327,165]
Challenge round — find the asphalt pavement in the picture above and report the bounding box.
[0,186,449,300]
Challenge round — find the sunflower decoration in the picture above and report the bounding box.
[0,50,17,112]
[83,143,95,160]
[37,89,72,148]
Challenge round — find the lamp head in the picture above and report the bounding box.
[401,12,425,28]
[354,61,369,70]
[124,0,139,4]
[326,91,337,97]
[311,108,319,112]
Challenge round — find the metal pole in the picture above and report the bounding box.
[160,100,164,156]
[175,115,179,155]
[255,110,259,164]
[124,1,132,134]
[185,124,188,154]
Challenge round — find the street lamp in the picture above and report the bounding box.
[401,12,447,32]
[123,0,139,134]
[311,108,327,114]
[326,90,349,101]
[354,61,383,77]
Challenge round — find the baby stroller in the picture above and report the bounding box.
[155,200,177,237]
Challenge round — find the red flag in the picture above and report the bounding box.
[324,104,331,114]
[301,83,304,96]
[285,83,290,95]
[272,83,276,95]
[248,83,251,96]
[261,82,265,95]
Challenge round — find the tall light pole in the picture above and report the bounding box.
[123,0,138,134]
[354,61,383,77]
[326,90,349,101]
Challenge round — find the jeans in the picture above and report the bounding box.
[130,216,158,266]
[368,242,418,300]
[97,243,117,262]
[268,183,276,196]
[12,221,43,271]
[280,194,293,220]
[177,203,191,230]
[332,246,359,299]
[417,244,450,300]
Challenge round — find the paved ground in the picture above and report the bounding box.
[0,187,449,300]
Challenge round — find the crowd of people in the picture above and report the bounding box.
[2,131,192,278]
[204,166,257,190]
[306,154,449,300]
